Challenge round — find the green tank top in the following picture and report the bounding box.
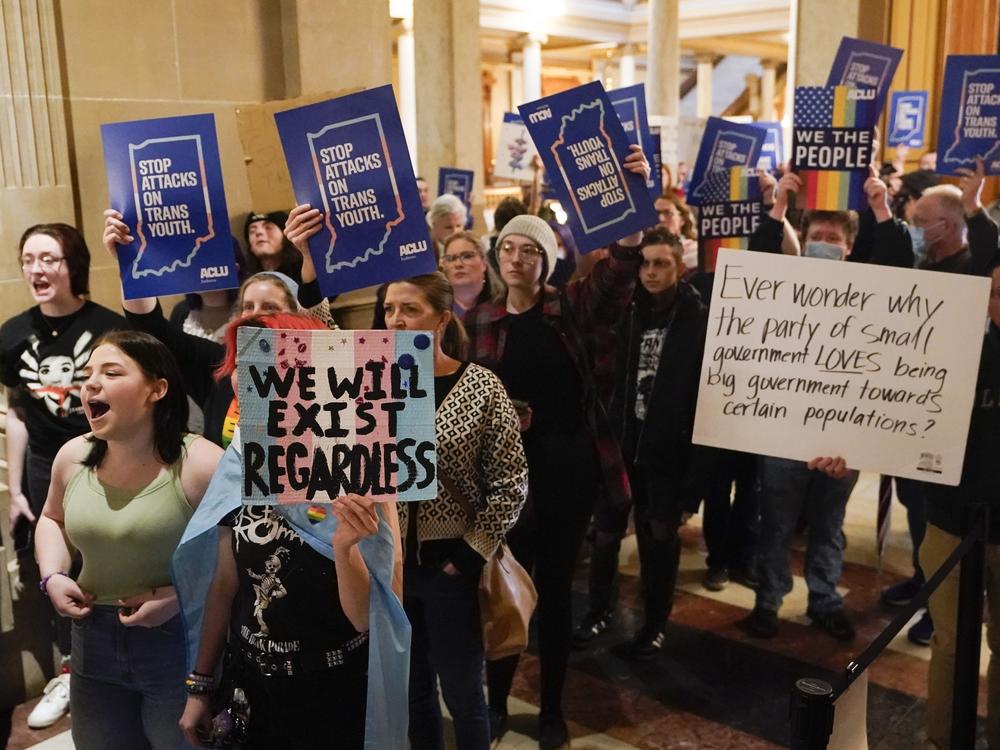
[63,435,197,604]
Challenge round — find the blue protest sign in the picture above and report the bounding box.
[437,167,473,205]
[826,37,902,117]
[518,81,658,253]
[101,113,237,300]
[650,126,663,191]
[609,83,656,189]
[755,121,785,173]
[887,91,929,148]
[686,116,766,206]
[938,56,1000,175]
[274,85,436,295]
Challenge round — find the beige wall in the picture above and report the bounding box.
[1,0,391,323]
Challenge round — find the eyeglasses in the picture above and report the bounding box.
[20,254,65,272]
[442,250,480,265]
[499,241,544,264]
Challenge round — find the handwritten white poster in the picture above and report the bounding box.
[693,250,990,485]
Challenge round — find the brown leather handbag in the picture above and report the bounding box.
[438,471,537,660]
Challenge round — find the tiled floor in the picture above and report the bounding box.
[4,473,990,749]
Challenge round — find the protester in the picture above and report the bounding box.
[440,231,505,316]
[575,228,710,659]
[416,176,432,212]
[0,223,126,729]
[465,144,649,750]
[176,312,400,749]
[919,263,1000,750]
[103,208,333,448]
[744,164,914,641]
[653,192,698,270]
[427,194,468,260]
[911,158,999,277]
[241,210,304,282]
[34,330,222,749]
[383,273,527,750]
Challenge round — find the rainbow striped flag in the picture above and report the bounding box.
[698,166,762,272]
[793,85,878,212]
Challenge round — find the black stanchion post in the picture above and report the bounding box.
[950,503,988,750]
[790,678,834,750]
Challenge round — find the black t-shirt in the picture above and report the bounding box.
[224,505,361,656]
[0,302,125,458]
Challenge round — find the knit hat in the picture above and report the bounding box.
[243,210,288,244]
[495,215,559,282]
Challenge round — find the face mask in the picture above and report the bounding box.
[803,241,846,261]
[908,225,926,268]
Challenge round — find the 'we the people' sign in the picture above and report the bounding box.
[693,250,989,485]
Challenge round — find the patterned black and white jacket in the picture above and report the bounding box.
[398,363,528,562]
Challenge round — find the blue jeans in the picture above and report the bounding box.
[70,606,189,750]
[755,458,858,615]
[405,563,489,750]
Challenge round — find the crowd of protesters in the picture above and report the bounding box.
[2,130,998,750]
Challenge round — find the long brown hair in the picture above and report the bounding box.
[441,231,505,303]
[82,331,188,468]
[385,273,469,360]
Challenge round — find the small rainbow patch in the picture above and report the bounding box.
[306,505,327,523]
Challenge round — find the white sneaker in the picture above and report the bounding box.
[27,673,70,729]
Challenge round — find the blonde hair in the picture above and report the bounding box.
[441,231,505,302]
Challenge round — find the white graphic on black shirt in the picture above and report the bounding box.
[634,328,665,421]
[18,331,93,418]
[247,546,290,637]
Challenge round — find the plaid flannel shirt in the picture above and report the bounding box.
[464,242,641,509]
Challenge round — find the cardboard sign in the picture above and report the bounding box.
[493,113,539,181]
[101,113,237,299]
[686,117,766,206]
[237,327,437,503]
[792,86,878,212]
[938,55,1000,175]
[826,37,902,117]
[274,85,436,296]
[697,167,763,273]
[236,88,362,214]
[756,121,786,173]
[609,83,657,189]
[518,81,658,253]
[887,91,929,148]
[693,249,989,485]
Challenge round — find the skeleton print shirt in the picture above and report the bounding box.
[222,505,360,657]
[0,302,125,458]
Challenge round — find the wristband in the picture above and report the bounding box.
[185,672,217,695]
[39,571,69,596]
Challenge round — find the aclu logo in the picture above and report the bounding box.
[200,265,230,280]
[847,88,876,101]
[528,107,553,124]
[399,240,429,258]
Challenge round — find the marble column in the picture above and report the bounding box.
[760,60,778,121]
[618,44,637,88]
[396,17,418,170]
[414,0,484,222]
[696,54,714,118]
[0,0,76,316]
[520,32,546,104]
[645,0,679,118]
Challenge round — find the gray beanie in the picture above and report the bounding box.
[495,215,559,282]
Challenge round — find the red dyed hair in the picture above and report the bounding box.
[214,312,328,381]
